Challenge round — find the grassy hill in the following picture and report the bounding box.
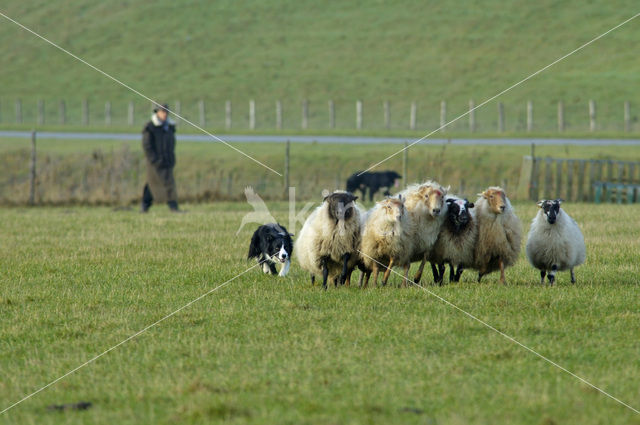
[1,0,639,133]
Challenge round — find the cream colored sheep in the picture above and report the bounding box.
[295,191,362,288]
[473,187,522,283]
[360,196,415,287]
[399,181,448,284]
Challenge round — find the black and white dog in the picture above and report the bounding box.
[346,170,402,201]
[247,223,294,276]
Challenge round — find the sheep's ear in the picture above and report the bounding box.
[537,200,545,207]
[397,194,403,201]
[479,191,488,199]
[445,198,455,204]
[556,198,564,204]
[468,202,475,208]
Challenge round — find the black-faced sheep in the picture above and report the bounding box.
[359,196,415,287]
[525,199,586,285]
[474,186,522,284]
[430,196,478,284]
[399,181,448,284]
[295,191,362,289]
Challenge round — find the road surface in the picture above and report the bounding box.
[1,130,640,145]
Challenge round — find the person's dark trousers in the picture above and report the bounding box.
[141,184,153,212]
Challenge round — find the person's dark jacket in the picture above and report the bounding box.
[142,115,177,203]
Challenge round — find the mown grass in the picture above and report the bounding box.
[1,0,639,133]
[2,136,640,205]
[0,202,639,425]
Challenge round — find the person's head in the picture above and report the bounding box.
[154,104,169,121]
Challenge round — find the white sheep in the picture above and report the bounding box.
[399,181,448,284]
[430,196,478,284]
[359,196,415,287]
[474,186,522,284]
[295,190,362,289]
[525,199,586,285]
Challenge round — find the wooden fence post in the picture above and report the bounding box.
[127,101,134,125]
[409,102,416,130]
[440,100,446,131]
[59,100,66,125]
[403,141,408,185]
[526,100,533,132]
[284,140,290,196]
[225,100,232,129]
[199,99,206,126]
[497,102,505,133]
[82,99,89,125]
[624,101,630,132]
[29,130,36,205]
[384,100,390,130]
[529,143,538,201]
[328,100,335,129]
[566,160,574,201]
[555,159,563,198]
[588,160,596,201]
[302,99,308,130]
[249,100,256,130]
[16,99,22,124]
[577,160,585,201]
[276,100,282,130]
[469,99,475,133]
[557,101,564,132]
[105,101,111,125]
[37,100,44,125]
[589,100,596,132]
[356,100,363,130]
[544,157,552,199]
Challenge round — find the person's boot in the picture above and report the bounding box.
[168,201,184,212]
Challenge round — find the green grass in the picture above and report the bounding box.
[1,0,639,133]
[2,136,640,205]
[0,202,639,424]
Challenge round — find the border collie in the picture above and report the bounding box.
[247,223,294,276]
[346,170,402,201]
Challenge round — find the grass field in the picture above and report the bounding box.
[2,137,640,205]
[1,202,639,424]
[1,0,640,133]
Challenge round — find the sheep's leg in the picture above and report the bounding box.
[321,258,329,290]
[339,253,351,285]
[345,269,353,287]
[403,264,410,287]
[448,263,455,283]
[499,259,506,284]
[477,272,483,283]
[437,264,445,286]
[358,271,364,287]
[362,271,371,288]
[414,259,426,284]
[429,262,439,284]
[570,268,576,284]
[540,270,546,285]
[548,264,557,286]
[382,258,395,286]
[372,264,379,287]
[454,267,464,282]
[311,274,315,286]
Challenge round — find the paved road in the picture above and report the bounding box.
[1,130,640,145]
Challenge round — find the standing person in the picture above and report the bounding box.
[141,103,181,212]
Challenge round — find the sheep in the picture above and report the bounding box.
[473,186,522,284]
[399,181,448,284]
[359,195,415,287]
[295,190,362,289]
[525,199,586,285]
[430,196,478,284]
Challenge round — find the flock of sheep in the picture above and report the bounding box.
[294,181,586,288]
